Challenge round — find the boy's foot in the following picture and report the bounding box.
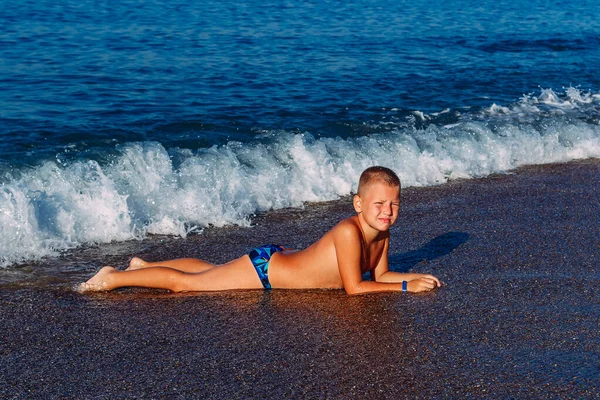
[77,266,116,292]
[127,257,148,270]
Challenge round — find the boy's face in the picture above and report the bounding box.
[353,182,400,232]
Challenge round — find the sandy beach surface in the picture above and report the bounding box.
[1,159,599,399]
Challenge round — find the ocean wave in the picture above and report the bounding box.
[1,88,599,267]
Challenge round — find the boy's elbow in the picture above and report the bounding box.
[344,284,367,296]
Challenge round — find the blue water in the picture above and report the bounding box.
[1,0,600,266]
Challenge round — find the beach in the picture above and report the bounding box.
[2,159,598,399]
[2,0,600,398]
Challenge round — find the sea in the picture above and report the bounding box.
[1,0,600,268]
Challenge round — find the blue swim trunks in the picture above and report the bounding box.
[248,244,285,289]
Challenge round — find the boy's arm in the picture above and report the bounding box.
[371,240,441,291]
[334,224,439,295]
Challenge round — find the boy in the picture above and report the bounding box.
[80,166,441,295]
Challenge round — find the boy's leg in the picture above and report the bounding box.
[128,257,215,272]
[81,256,263,292]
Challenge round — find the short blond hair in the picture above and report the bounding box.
[357,166,401,196]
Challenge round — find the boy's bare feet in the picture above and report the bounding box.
[77,266,116,292]
[127,257,148,270]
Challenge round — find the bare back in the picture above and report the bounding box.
[268,216,387,289]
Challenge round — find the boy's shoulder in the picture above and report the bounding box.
[329,215,391,243]
[329,216,362,240]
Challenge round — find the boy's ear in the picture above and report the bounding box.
[353,194,362,213]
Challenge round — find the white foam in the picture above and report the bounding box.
[1,87,599,267]
[486,103,511,115]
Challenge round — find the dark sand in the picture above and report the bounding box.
[1,160,599,399]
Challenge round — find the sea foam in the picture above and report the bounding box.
[1,88,599,267]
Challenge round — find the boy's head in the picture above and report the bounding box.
[356,166,401,196]
[353,166,401,230]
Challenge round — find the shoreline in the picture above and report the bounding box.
[5,158,599,288]
[2,159,599,398]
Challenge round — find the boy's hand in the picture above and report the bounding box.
[407,275,441,292]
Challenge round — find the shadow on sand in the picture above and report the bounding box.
[389,232,469,272]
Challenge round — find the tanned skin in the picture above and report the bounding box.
[81,175,441,295]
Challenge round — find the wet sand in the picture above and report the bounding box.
[1,159,599,399]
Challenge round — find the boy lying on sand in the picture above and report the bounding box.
[80,166,441,295]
